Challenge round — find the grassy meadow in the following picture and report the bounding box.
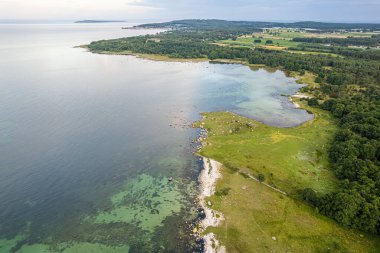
[220,36,300,49]
[195,105,337,197]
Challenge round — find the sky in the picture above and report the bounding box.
[0,0,379,23]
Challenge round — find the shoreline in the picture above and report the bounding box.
[82,46,287,72]
[83,47,316,120]
[83,47,321,252]
[78,46,208,63]
[289,93,313,109]
[83,47,316,108]
[198,156,226,253]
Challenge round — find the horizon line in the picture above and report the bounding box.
[1,18,380,25]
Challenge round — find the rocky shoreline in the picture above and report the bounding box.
[189,118,226,253]
[197,157,226,253]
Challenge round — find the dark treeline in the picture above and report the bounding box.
[89,31,254,58]
[293,35,380,47]
[247,48,380,87]
[312,97,380,234]
[89,20,380,234]
[289,43,380,61]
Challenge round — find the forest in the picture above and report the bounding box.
[89,19,380,235]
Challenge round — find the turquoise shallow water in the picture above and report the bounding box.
[0,23,313,252]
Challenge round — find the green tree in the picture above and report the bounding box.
[301,188,318,205]
[307,98,319,106]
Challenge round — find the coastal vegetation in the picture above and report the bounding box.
[195,110,380,252]
[88,19,380,250]
[193,107,380,252]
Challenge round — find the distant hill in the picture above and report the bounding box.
[135,19,380,32]
[75,20,126,23]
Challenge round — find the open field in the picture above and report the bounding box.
[253,30,377,39]
[303,32,377,38]
[195,105,337,197]
[285,50,341,57]
[220,36,300,48]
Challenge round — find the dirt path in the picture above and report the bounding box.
[239,170,287,195]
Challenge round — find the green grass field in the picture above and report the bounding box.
[220,36,300,48]
[195,105,337,197]
[217,30,375,56]
[253,30,376,39]
[195,105,380,252]
[286,50,341,57]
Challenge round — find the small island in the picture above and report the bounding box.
[74,20,126,23]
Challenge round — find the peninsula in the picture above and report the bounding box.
[86,19,380,252]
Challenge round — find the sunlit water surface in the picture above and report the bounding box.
[0,22,313,253]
